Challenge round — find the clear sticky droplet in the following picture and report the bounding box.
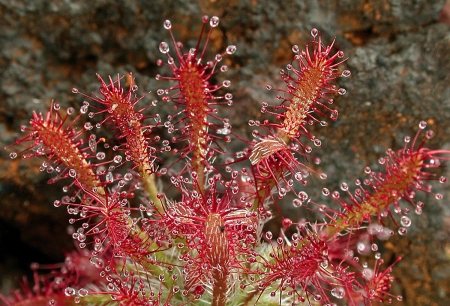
[400,216,411,227]
[338,88,347,95]
[164,20,172,30]
[210,16,219,27]
[310,28,318,38]
[68,169,76,178]
[398,227,407,235]
[159,42,170,54]
[64,287,76,296]
[341,70,351,77]
[226,45,236,54]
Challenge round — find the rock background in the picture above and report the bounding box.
[0,0,449,305]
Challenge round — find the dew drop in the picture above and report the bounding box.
[225,93,233,100]
[9,152,17,159]
[223,80,231,87]
[310,28,318,38]
[322,188,330,196]
[53,103,60,110]
[292,45,300,53]
[72,88,78,93]
[265,231,273,240]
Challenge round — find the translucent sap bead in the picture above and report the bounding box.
[163,20,172,29]
[226,45,236,54]
[78,288,88,297]
[331,287,345,299]
[341,70,351,77]
[210,16,219,27]
[398,227,407,235]
[400,216,411,227]
[64,287,76,296]
[337,88,347,95]
[310,28,318,38]
[293,199,302,207]
[282,218,292,227]
[298,191,308,201]
[159,42,169,54]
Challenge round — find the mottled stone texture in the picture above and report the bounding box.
[0,0,449,305]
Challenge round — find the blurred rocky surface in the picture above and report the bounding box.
[0,0,449,305]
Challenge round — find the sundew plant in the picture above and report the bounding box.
[3,16,449,306]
